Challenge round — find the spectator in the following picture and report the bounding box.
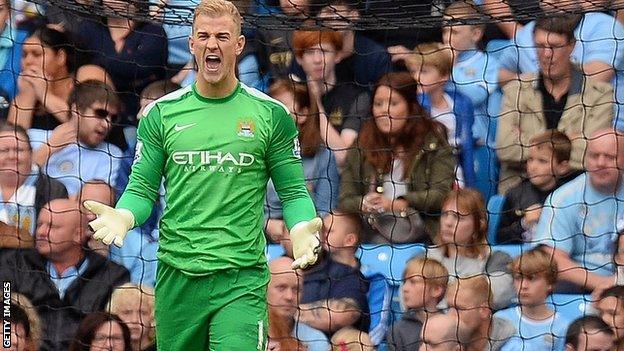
[442,1,501,149]
[293,0,391,90]
[496,0,624,131]
[69,312,132,351]
[0,0,28,116]
[564,316,615,351]
[5,293,41,351]
[107,284,156,351]
[445,275,515,351]
[254,0,309,83]
[386,257,449,351]
[534,129,624,294]
[320,211,391,345]
[594,285,624,350]
[266,79,340,223]
[330,327,374,351]
[338,72,456,240]
[268,256,330,351]
[496,15,615,193]
[78,181,158,286]
[292,29,371,152]
[299,212,370,334]
[497,130,578,244]
[0,122,68,235]
[426,188,515,310]
[408,42,476,188]
[418,313,461,351]
[8,26,75,130]
[0,199,130,350]
[29,80,123,196]
[76,0,168,122]
[494,248,571,350]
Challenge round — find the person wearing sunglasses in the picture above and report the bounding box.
[29,80,123,197]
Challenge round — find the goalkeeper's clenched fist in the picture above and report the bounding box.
[83,200,135,247]
[290,217,323,270]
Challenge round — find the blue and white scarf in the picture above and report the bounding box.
[0,164,40,234]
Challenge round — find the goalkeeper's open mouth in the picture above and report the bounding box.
[205,55,222,72]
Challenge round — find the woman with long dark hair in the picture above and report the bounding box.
[9,26,75,130]
[338,72,456,243]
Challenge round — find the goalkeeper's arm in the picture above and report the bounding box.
[268,104,320,269]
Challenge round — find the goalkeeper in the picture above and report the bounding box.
[84,0,321,350]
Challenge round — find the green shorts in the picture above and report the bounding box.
[154,261,269,351]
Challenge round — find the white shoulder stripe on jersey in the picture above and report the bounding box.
[239,82,291,116]
[141,84,194,118]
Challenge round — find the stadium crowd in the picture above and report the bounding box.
[0,0,623,350]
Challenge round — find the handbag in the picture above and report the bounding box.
[364,208,427,244]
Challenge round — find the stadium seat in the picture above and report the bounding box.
[358,244,427,324]
[548,294,595,322]
[473,145,499,202]
[265,244,285,262]
[487,194,506,245]
[357,244,427,285]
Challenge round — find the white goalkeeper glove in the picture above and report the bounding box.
[290,217,322,270]
[83,200,135,247]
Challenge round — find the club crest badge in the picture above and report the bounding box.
[237,119,256,139]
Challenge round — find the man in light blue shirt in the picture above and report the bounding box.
[534,129,624,294]
[28,81,122,196]
[268,257,330,351]
[498,2,624,130]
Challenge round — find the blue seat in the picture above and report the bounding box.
[487,194,506,245]
[473,145,499,202]
[357,244,427,285]
[549,294,594,322]
[358,244,427,323]
[265,244,285,262]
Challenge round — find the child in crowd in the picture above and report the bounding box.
[496,130,578,244]
[442,0,501,148]
[28,80,122,196]
[446,275,515,351]
[495,248,571,351]
[442,0,503,198]
[407,42,476,187]
[426,188,515,310]
[386,257,449,351]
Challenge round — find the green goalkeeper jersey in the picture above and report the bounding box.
[117,82,316,275]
